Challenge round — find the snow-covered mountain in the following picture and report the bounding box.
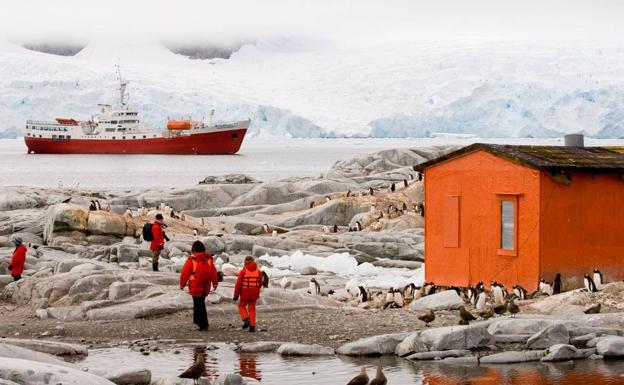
[1,38,624,139]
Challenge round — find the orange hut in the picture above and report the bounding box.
[415,139,624,292]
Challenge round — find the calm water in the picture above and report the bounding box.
[80,345,624,385]
[4,137,624,189]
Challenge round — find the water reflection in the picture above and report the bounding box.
[239,353,262,381]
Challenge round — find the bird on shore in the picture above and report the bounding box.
[346,367,368,385]
[459,305,477,324]
[491,282,505,305]
[346,190,351,198]
[418,309,435,326]
[179,351,205,385]
[325,195,332,203]
[475,291,487,311]
[493,302,507,316]
[369,365,387,385]
[369,187,374,196]
[309,278,321,295]
[507,300,520,317]
[333,224,339,233]
[584,273,598,293]
[512,284,527,301]
[477,307,495,320]
[310,201,316,209]
[593,269,603,290]
[389,183,396,192]
[584,303,601,314]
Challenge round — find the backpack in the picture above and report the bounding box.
[142,223,154,241]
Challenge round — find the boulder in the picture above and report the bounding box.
[43,204,89,244]
[108,282,153,301]
[395,333,428,357]
[238,342,287,353]
[336,333,408,356]
[87,211,129,237]
[541,344,578,362]
[0,339,88,356]
[409,290,463,311]
[298,266,318,275]
[0,343,74,367]
[526,324,569,349]
[595,336,624,357]
[419,324,491,351]
[487,319,557,336]
[406,350,471,361]
[102,368,152,385]
[117,245,140,263]
[276,343,334,356]
[0,357,115,385]
[480,350,545,364]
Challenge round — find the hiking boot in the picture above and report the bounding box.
[249,326,256,333]
[152,263,159,272]
[242,319,249,330]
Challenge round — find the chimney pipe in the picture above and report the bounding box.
[564,134,584,147]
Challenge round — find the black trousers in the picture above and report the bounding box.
[12,275,21,282]
[192,296,208,330]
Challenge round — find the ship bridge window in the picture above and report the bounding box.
[111,121,118,124]
[143,135,146,139]
[112,136,116,139]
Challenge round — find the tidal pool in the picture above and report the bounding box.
[79,344,624,385]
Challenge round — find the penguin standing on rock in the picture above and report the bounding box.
[346,190,351,198]
[309,278,320,295]
[491,282,505,305]
[262,224,270,234]
[418,172,423,181]
[369,187,374,196]
[475,291,487,311]
[389,183,396,192]
[403,179,408,188]
[357,286,368,303]
[417,203,425,216]
[333,224,338,233]
[325,196,331,203]
[512,285,527,300]
[593,269,603,290]
[310,201,316,209]
[553,273,562,294]
[584,273,598,292]
[356,221,362,231]
[507,300,520,317]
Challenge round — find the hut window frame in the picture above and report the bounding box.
[497,195,518,256]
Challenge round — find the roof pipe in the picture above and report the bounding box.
[564,134,584,147]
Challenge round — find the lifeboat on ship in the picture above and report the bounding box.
[167,120,192,130]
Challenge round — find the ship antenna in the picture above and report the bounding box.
[116,62,128,108]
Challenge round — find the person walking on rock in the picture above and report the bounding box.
[180,241,219,331]
[234,256,264,333]
[150,214,166,271]
[9,236,26,281]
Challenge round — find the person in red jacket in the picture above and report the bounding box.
[180,241,219,331]
[234,256,264,333]
[150,214,166,272]
[8,236,27,281]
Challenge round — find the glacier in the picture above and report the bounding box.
[1,38,624,139]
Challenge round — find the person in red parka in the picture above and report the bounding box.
[179,241,219,331]
[150,214,166,272]
[234,256,264,333]
[9,236,26,281]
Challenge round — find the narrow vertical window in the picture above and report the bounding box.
[500,201,515,250]
[443,196,460,248]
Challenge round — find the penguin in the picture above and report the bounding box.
[355,221,362,231]
[539,279,553,296]
[477,307,495,320]
[492,283,504,305]
[262,224,270,234]
[95,200,102,210]
[418,172,423,181]
[272,230,278,238]
[409,173,414,180]
[383,288,396,308]
[417,203,425,217]
[325,196,331,203]
[346,190,351,198]
[192,228,199,237]
[584,273,598,292]
[89,200,97,211]
[593,269,603,290]
[262,271,270,288]
[219,212,227,217]
[403,283,417,299]
[390,183,396,192]
[475,291,487,311]
[309,278,320,295]
[310,201,315,209]
[418,309,435,326]
[493,302,507,316]
[512,284,527,301]
[423,282,437,296]
[370,204,376,213]
[369,187,374,196]
[403,179,408,188]
[357,286,368,303]
[553,273,562,294]
[333,224,338,233]
[159,202,166,211]
[377,212,384,220]
[402,202,408,213]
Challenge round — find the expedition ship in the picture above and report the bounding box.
[24,69,249,155]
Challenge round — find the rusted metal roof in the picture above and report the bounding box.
[414,143,624,173]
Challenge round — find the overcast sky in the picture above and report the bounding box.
[2,0,623,46]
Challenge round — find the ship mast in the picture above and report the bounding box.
[116,63,129,108]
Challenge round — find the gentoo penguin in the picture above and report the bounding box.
[272,230,278,238]
[492,282,505,305]
[539,279,553,296]
[370,204,376,213]
[159,202,166,211]
[310,201,315,209]
[418,309,435,326]
[593,269,603,290]
[346,367,368,385]
[475,291,487,311]
[512,284,527,301]
[355,221,362,231]
[369,365,387,385]
[584,273,598,292]
[219,212,227,217]
[584,303,601,314]
[403,179,408,188]
[377,212,384,220]
[553,273,562,294]
[357,286,368,303]
[459,305,477,324]
[369,187,374,196]
[333,224,338,233]
[409,173,414,180]
[309,278,320,295]
[346,190,351,198]
[387,204,394,215]
[417,203,425,217]
[390,183,396,192]
[403,283,417,299]
[95,200,102,210]
[423,282,437,296]
[402,202,408,214]
[325,196,331,203]
[418,172,423,181]
[89,200,97,211]
[262,271,270,288]
[507,300,520,317]
[383,288,396,308]
[262,224,270,234]
[192,228,199,237]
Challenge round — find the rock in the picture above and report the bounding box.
[0,275,13,290]
[541,344,578,362]
[406,350,470,361]
[238,341,286,353]
[419,324,491,351]
[103,368,152,385]
[298,266,318,275]
[0,357,115,385]
[0,339,88,356]
[570,333,597,348]
[409,290,464,311]
[70,263,105,273]
[277,343,334,356]
[54,326,65,337]
[395,333,428,357]
[222,263,239,277]
[488,319,557,335]
[87,211,129,237]
[480,350,545,364]
[108,282,153,301]
[491,334,531,344]
[35,308,48,319]
[0,343,74,367]
[526,324,570,349]
[43,204,89,244]
[199,174,261,185]
[117,245,139,263]
[216,373,243,385]
[336,333,408,356]
[595,336,624,357]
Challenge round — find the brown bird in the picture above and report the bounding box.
[584,303,601,314]
[477,307,495,320]
[346,367,368,385]
[507,300,520,317]
[418,309,435,326]
[493,303,507,316]
[459,305,477,324]
[179,351,205,385]
[369,365,387,385]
